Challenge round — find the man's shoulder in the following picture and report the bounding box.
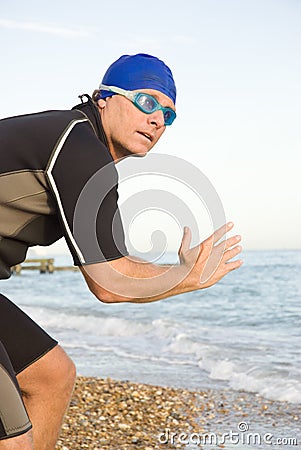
[0,108,85,126]
[0,109,91,145]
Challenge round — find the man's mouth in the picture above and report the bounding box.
[137,131,153,142]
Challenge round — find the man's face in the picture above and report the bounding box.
[97,89,176,161]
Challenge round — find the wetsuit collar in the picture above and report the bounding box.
[72,95,109,148]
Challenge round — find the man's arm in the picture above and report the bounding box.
[80,222,243,303]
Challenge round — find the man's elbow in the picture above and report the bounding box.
[80,261,136,304]
[92,288,119,304]
[87,281,133,304]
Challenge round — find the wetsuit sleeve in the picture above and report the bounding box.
[45,118,128,265]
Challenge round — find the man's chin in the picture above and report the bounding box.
[131,152,148,158]
[127,146,150,157]
[114,143,150,160]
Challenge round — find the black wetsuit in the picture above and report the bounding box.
[0,97,128,439]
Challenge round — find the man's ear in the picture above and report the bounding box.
[97,99,106,110]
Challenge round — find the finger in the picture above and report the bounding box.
[204,222,234,247]
[179,226,192,253]
[217,234,241,252]
[225,259,243,271]
[222,245,242,262]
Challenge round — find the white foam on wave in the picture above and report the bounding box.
[167,334,301,404]
[24,305,183,341]
[24,307,151,337]
[61,341,196,367]
[229,371,301,404]
[207,359,236,380]
[198,358,301,404]
[167,333,219,361]
[151,318,181,339]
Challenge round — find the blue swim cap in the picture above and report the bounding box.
[98,53,176,105]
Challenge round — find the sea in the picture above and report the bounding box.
[1,249,300,448]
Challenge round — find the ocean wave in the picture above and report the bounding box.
[167,335,301,404]
[197,358,301,404]
[24,307,151,337]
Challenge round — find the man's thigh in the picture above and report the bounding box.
[0,293,58,374]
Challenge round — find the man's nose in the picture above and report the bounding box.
[148,110,165,128]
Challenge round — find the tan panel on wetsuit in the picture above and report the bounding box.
[0,364,31,437]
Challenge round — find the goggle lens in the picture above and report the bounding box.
[136,94,157,112]
[134,93,176,126]
[163,109,175,126]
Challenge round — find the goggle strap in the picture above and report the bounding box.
[99,84,135,101]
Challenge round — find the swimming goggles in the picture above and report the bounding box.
[99,84,176,126]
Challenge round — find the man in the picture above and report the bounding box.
[0,53,242,449]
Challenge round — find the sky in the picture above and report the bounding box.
[0,0,300,254]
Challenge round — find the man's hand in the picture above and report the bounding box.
[178,222,242,291]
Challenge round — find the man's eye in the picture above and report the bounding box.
[140,95,156,110]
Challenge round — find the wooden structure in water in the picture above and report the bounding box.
[12,258,79,274]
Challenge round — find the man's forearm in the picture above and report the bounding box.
[81,256,195,304]
[111,256,196,302]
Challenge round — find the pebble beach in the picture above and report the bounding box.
[56,376,300,450]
